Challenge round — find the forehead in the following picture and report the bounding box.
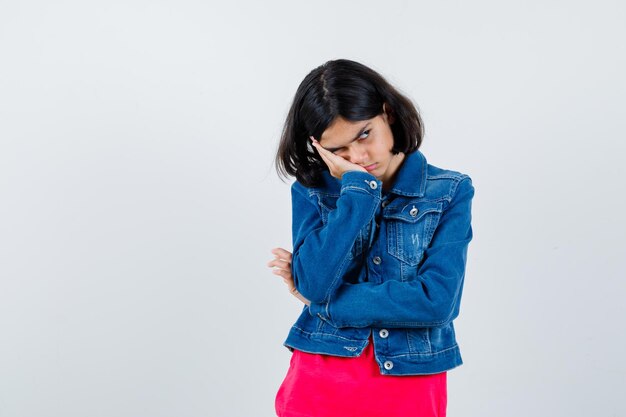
[319,116,376,144]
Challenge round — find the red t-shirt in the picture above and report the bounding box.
[275,334,447,417]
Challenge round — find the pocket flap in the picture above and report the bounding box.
[382,200,443,223]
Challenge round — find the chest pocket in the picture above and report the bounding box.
[383,200,443,266]
[316,194,370,260]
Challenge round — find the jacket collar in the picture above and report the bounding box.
[385,150,427,197]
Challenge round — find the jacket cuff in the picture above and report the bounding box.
[340,171,382,198]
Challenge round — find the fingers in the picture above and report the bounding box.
[272,269,293,280]
[310,136,329,155]
[268,248,310,306]
[268,248,293,280]
[311,136,343,166]
[267,258,290,270]
[310,137,335,168]
[270,247,293,262]
[310,136,367,177]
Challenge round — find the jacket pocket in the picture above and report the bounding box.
[406,328,432,354]
[428,322,458,353]
[383,200,443,266]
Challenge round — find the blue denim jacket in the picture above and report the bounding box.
[282,150,474,375]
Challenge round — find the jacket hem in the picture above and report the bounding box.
[283,325,464,375]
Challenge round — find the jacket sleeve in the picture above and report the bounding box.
[308,176,474,328]
[291,170,381,304]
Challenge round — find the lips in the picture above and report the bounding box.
[363,163,377,171]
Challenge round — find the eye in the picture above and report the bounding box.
[329,129,370,154]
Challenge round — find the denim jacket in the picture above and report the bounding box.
[282,149,474,375]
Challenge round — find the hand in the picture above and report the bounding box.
[310,136,367,180]
[267,247,311,306]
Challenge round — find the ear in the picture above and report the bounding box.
[383,102,395,125]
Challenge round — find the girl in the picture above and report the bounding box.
[268,59,474,417]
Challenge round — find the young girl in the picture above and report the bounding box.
[268,59,474,417]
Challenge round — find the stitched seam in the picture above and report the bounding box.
[340,186,379,197]
[339,318,450,327]
[289,327,459,355]
[291,325,363,342]
[385,344,459,358]
[309,190,341,198]
[428,174,468,180]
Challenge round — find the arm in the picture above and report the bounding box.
[291,170,381,304]
[309,176,475,328]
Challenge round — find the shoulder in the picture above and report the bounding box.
[423,161,474,204]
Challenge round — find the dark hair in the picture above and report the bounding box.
[274,59,424,187]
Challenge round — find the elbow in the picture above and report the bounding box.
[420,274,464,326]
[428,298,460,327]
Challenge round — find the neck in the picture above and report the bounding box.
[381,152,406,191]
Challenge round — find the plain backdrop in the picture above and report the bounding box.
[1,1,625,416]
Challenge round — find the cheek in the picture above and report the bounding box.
[381,139,395,156]
[371,140,390,158]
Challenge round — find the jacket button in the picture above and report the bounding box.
[381,200,389,208]
[373,256,381,265]
[409,206,419,217]
[384,360,394,370]
[379,329,389,338]
[369,180,378,190]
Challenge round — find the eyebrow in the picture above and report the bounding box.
[323,123,371,152]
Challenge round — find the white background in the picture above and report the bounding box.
[1,1,625,416]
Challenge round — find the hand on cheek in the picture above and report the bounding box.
[310,136,367,179]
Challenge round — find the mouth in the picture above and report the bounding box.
[363,163,377,172]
